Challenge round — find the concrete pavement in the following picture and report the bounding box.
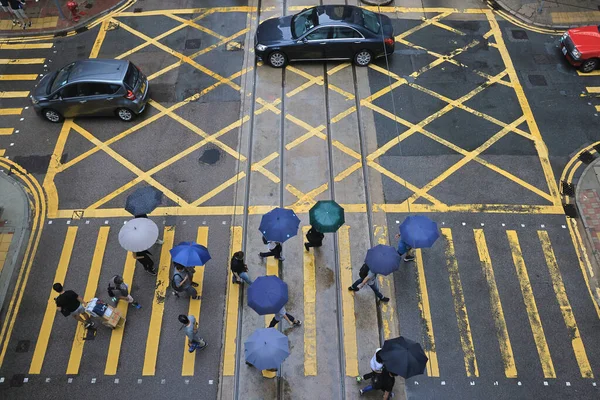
[490,0,600,30]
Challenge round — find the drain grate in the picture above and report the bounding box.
[185,39,202,50]
[528,74,547,86]
[563,204,578,218]
[15,340,30,353]
[511,29,528,40]
[562,181,575,197]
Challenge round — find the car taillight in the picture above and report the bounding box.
[384,38,394,46]
[125,90,136,100]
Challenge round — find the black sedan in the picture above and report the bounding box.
[254,5,394,68]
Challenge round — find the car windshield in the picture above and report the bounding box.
[361,9,381,34]
[49,62,75,93]
[291,8,317,38]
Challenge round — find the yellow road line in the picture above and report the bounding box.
[0,128,14,135]
[142,227,175,376]
[338,226,358,376]
[415,249,439,377]
[0,74,38,81]
[191,172,246,206]
[0,43,53,49]
[0,91,29,98]
[223,226,242,376]
[596,105,600,112]
[29,227,78,374]
[66,226,109,375]
[586,87,600,93]
[182,227,209,376]
[89,20,109,58]
[577,70,600,76]
[0,58,45,64]
[104,252,136,375]
[264,257,279,327]
[42,119,71,217]
[538,230,593,378]
[441,228,478,377]
[0,108,22,115]
[474,229,517,378]
[302,226,317,376]
[0,149,4,156]
[375,227,395,340]
[507,230,556,378]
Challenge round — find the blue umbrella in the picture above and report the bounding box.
[169,241,211,267]
[245,328,289,370]
[400,216,439,248]
[259,207,300,243]
[247,276,288,315]
[364,244,401,275]
[125,186,163,216]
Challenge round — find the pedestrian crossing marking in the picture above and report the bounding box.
[182,227,208,376]
[222,226,242,376]
[104,252,136,375]
[0,58,45,65]
[66,226,110,375]
[577,70,600,76]
[507,230,556,378]
[474,229,517,378]
[142,227,174,376]
[264,257,278,327]
[0,91,29,98]
[29,227,78,374]
[376,226,396,340]
[0,43,53,50]
[0,108,22,116]
[586,87,600,93]
[0,128,14,135]
[338,225,358,377]
[0,74,39,81]
[441,228,479,377]
[415,249,439,377]
[302,226,317,376]
[595,105,600,112]
[538,231,593,378]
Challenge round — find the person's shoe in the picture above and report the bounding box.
[293,320,302,326]
[380,297,390,303]
[28,21,31,27]
[348,286,358,292]
[258,253,264,260]
[278,256,285,261]
[355,376,363,383]
[359,389,364,396]
[304,243,309,252]
[22,25,26,30]
[84,321,95,329]
[12,20,16,25]
[132,302,142,309]
[191,282,199,287]
[198,343,208,351]
[155,239,164,245]
[146,269,157,276]
[192,295,201,300]
[404,256,415,262]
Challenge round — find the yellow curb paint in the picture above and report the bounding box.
[415,249,439,377]
[223,226,242,376]
[577,70,600,76]
[0,108,23,115]
[338,226,358,376]
[551,11,600,24]
[42,119,72,218]
[302,226,317,376]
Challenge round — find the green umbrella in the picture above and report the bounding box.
[309,200,345,233]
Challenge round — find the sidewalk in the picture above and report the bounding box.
[491,0,600,30]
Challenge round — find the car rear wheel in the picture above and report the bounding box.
[42,109,64,123]
[268,51,287,68]
[354,50,372,67]
[116,108,135,121]
[580,58,599,73]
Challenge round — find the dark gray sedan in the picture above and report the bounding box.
[254,5,394,67]
[30,59,149,123]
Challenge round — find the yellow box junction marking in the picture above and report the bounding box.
[29,227,78,374]
[474,229,517,378]
[507,230,556,378]
[538,231,593,378]
[0,58,45,65]
[415,249,439,377]
[0,74,38,81]
[302,226,317,376]
[66,226,109,375]
[441,228,478,377]
[0,233,14,274]
[182,227,208,376]
[0,108,22,115]
[142,227,174,376]
[0,43,53,50]
[338,226,358,376]
[223,226,242,376]
[89,20,110,59]
[0,91,29,98]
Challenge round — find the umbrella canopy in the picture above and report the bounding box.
[247,275,288,315]
[170,242,211,267]
[399,215,439,248]
[244,328,289,370]
[364,244,401,275]
[258,207,300,243]
[125,186,163,216]
[118,218,159,252]
[378,336,428,378]
[309,200,345,233]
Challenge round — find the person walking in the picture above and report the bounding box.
[359,367,396,398]
[304,226,324,252]
[134,214,164,245]
[395,233,415,262]
[107,275,141,308]
[133,249,157,275]
[172,263,200,299]
[348,264,390,302]
[0,0,18,26]
[7,0,29,29]
[53,283,95,328]
[259,237,284,261]
[268,306,301,328]
[356,348,383,383]
[231,251,253,285]
[178,314,207,352]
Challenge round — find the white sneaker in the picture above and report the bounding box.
[278,256,285,261]
[155,239,164,245]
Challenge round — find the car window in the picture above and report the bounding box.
[124,63,140,90]
[361,9,381,34]
[109,84,121,94]
[305,27,332,41]
[58,84,78,99]
[76,82,113,97]
[292,8,317,38]
[50,62,75,93]
[332,27,362,39]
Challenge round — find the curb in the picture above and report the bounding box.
[488,0,573,31]
[359,0,394,5]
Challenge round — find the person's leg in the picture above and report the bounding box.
[259,250,276,258]
[368,282,384,300]
[12,8,24,26]
[239,272,253,285]
[404,248,415,261]
[185,285,198,298]
[361,385,374,392]
[285,313,301,326]
[274,245,284,261]
[363,372,375,380]
[268,317,279,328]
[349,277,362,291]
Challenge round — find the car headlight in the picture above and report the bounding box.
[256,44,267,51]
[30,95,38,104]
[572,47,581,59]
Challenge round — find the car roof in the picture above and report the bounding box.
[67,59,129,84]
[315,5,364,27]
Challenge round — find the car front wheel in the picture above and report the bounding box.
[268,51,287,68]
[580,58,599,73]
[116,108,135,121]
[354,50,372,67]
[42,109,64,123]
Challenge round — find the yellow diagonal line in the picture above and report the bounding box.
[332,140,361,160]
[334,162,362,182]
[285,184,306,201]
[430,20,466,35]
[190,171,246,206]
[331,106,356,123]
[255,97,281,115]
[251,152,280,183]
[167,13,228,41]
[327,62,350,75]
[286,65,354,100]
[395,12,452,40]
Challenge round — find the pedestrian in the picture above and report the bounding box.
[0,0,18,26]
[304,226,324,252]
[268,306,301,328]
[107,275,141,308]
[356,347,383,383]
[7,0,29,29]
[172,263,200,299]
[133,249,157,275]
[231,251,253,285]
[348,264,390,302]
[178,314,207,352]
[395,233,415,262]
[134,214,164,245]
[53,283,95,329]
[259,236,285,261]
[359,366,396,398]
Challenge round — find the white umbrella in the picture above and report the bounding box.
[118,218,159,252]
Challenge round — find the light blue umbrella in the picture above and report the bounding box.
[245,328,289,370]
[169,241,211,267]
[400,216,439,248]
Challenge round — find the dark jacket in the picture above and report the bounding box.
[306,228,324,245]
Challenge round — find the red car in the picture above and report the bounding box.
[561,25,600,73]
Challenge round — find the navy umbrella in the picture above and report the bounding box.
[169,242,211,267]
[247,275,288,315]
[125,186,163,216]
[364,244,401,275]
[378,336,428,378]
[258,207,300,243]
[400,215,439,248]
[245,328,290,370]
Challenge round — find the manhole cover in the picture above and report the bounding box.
[528,74,547,86]
[511,29,528,40]
[185,39,202,50]
[533,54,551,64]
[15,340,30,353]
[199,149,221,165]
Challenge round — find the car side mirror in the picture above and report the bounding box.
[302,38,308,43]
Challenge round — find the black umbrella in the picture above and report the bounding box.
[125,186,163,216]
[378,336,428,378]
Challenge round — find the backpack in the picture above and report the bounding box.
[359,263,370,279]
[171,273,186,292]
